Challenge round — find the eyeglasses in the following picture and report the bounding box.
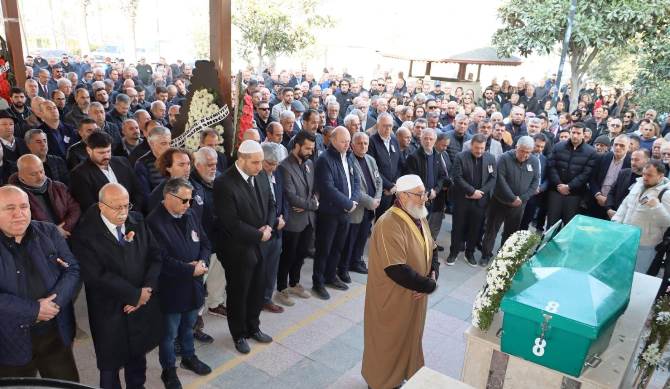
[427,106,437,109]
[101,201,133,213]
[258,107,270,111]
[609,123,622,127]
[405,191,428,200]
[169,192,193,205]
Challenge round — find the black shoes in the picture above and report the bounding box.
[350,263,368,274]
[446,253,457,266]
[161,367,182,389]
[338,272,352,283]
[180,355,212,376]
[465,252,478,267]
[234,338,250,354]
[436,244,445,252]
[250,331,273,343]
[194,329,214,344]
[326,279,349,290]
[312,285,331,300]
[479,256,492,268]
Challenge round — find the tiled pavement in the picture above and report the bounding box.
[70,215,666,388]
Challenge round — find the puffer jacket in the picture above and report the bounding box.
[613,177,670,246]
[547,140,598,194]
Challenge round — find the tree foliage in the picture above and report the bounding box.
[232,0,334,73]
[634,26,670,90]
[588,46,637,88]
[492,0,670,109]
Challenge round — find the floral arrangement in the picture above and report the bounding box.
[232,71,253,148]
[634,295,670,388]
[182,89,225,151]
[471,230,541,331]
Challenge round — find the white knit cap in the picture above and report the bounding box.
[238,139,263,154]
[395,174,424,192]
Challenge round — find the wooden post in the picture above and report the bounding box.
[1,0,25,88]
[476,64,482,82]
[209,0,231,109]
[457,63,467,81]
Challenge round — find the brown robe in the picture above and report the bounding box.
[362,206,433,389]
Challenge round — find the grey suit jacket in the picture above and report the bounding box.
[350,154,383,224]
[278,153,318,232]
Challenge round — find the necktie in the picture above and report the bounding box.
[247,176,254,189]
[115,225,124,243]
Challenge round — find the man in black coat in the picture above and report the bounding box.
[147,178,212,388]
[481,137,540,266]
[367,113,401,218]
[403,127,447,241]
[587,134,631,219]
[69,131,144,212]
[71,183,162,389]
[449,134,497,267]
[24,129,69,186]
[0,186,80,380]
[214,140,274,354]
[546,123,598,226]
[606,148,649,218]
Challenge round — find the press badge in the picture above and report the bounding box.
[63,136,70,143]
[391,145,396,153]
[527,164,533,172]
[191,230,199,242]
[195,194,204,206]
[488,165,493,173]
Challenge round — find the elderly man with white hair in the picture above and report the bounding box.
[362,174,439,389]
[480,136,540,266]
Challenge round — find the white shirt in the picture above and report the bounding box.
[341,152,351,198]
[99,164,118,183]
[381,136,391,154]
[0,137,15,149]
[235,162,252,185]
[100,212,124,240]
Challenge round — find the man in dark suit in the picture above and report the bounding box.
[69,131,144,212]
[0,186,80,380]
[214,140,274,354]
[481,136,539,266]
[606,148,649,218]
[449,134,497,267]
[520,134,550,231]
[147,178,212,388]
[587,134,631,219]
[71,183,162,389]
[313,127,360,299]
[367,112,401,219]
[38,100,77,160]
[0,110,27,165]
[404,127,447,241]
[275,131,317,307]
[199,128,228,174]
[258,142,289,313]
[24,129,69,186]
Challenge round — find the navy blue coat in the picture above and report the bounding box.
[367,133,401,190]
[0,221,80,366]
[315,146,360,216]
[147,206,211,314]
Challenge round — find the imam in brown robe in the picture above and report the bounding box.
[362,205,439,389]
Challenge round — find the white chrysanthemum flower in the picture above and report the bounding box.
[641,343,663,366]
[656,311,670,325]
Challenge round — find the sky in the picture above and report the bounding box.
[11,0,563,86]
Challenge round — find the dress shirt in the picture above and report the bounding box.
[341,152,351,198]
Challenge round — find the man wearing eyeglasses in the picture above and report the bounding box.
[147,177,212,388]
[607,118,624,141]
[69,131,144,212]
[72,183,162,389]
[254,101,272,138]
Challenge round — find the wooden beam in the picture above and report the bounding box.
[457,63,467,81]
[476,64,482,82]
[1,0,25,88]
[408,60,413,78]
[210,0,231,108]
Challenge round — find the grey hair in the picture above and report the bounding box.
[352,131,368,142]
[455,113,468,122]
[162,177,193,196]
[194,146,217,165]
[326,101,340,110]
[528,117,542,126]
[397,127,411,136]
[377,112,393,123]
[436,132,449,142]
[279,110,295,121]
[116,93,130,105]
[490,112,503,120]
[91,81,105,90]
[98,182,128,202]
[89,101,104,110]
[56,78,71,88]
[24,128,46,144]
[516,135,534,149]
[148,126,171,141]
[426,112,440,120]
[261,142,287,163]
[615,134,630,143]
[134,109,149,119]
[414,118,428,126]
[150,100,165,110]
[343,113,359,126]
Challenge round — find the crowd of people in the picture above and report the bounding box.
[0,51,669,389]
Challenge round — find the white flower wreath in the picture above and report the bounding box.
[183,89,225,152]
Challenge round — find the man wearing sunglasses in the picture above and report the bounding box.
[147,177,212,388]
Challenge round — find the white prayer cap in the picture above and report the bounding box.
[238,139,263,154]
[395,174,424,192]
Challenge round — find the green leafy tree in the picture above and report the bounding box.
[634,26,670,91]
[233,0,334,73]
[492,0,670,110]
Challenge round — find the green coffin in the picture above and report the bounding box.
[500,215,641,377]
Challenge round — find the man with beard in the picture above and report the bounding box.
[445,113,472,163]
[63,88,90,129]
[7,88,32,138]
[93,87,111,111]
[588,134,630,219]
[114,119,143,158]
[607,149,650,218]
[69,131,144,212]
[505,106,528,142]
[362,174,439,389]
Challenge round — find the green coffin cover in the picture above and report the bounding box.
[501,215,641,339]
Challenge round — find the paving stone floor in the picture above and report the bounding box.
[70,215,667,388]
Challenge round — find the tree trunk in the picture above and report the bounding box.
[256,45,263,75]
[79,0,91,54]
[47,0,60,48]
[569,54,582,112]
